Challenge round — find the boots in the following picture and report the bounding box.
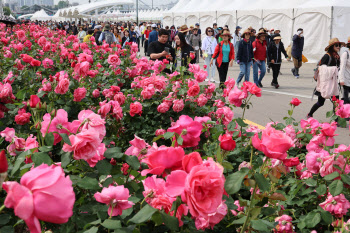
[295,68,299,78]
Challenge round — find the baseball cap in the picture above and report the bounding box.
[195,23,199,26]
[151,23,157,28]
[94,25,101,29]
[236,26,242,30]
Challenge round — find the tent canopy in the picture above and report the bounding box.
[31,9,51,21]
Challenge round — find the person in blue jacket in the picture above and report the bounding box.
[291,28,305,78]
[148,24,159,49]
[236,29,254,85]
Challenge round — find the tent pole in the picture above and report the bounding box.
[261,10,263,28]
[330,6,334,39]
[236,10,238,27]
[291,8,295,41]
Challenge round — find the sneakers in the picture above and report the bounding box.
[258,82,263,88]
[306,114,312,119]
[291,68,295,75]
[271,83,279,89]
[210,78,215,83]
[295,75,299,79]
[267,68,270,73]
[205,78,209,82]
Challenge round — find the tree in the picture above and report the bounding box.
[58,1,69,9]
[3,7,11,16]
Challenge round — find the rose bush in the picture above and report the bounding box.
[0,23,350,233]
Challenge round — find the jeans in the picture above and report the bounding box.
[344,85,350,104]
[205,55,216,79]
[234,41,240,62]
[217,62,229,88]
[271,63,281,84]
[237,61,252,84]
[253,60,266,85]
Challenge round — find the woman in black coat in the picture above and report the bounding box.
[268,36,288,88]
[174,32,196,70]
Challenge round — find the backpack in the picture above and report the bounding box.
[105,31,114,45]
[313,53,331,81]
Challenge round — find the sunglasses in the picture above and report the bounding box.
[334,44,340,48]
[208,30,213,32]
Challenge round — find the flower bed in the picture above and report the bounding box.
[0,23,350,233]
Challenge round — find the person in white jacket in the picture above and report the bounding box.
[201,27,218,83]
[339,37,350,104]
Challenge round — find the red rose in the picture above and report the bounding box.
[219,134,236,151]
[290,98,301,106]
[21,54,33,63]
[129,102,142,117]
[187,84,200,97]
[0,150,8,173]
[283,157,300,167]
[29,95,41,108]
[15,109,31,125]
[30,59,41,67]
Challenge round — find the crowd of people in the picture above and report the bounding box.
[6,19,350,121]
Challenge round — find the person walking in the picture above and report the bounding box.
[99,24,118,45]
[144,25,152,55]
[122,29,131,48]
[179,25,191,44]
[195,23,201,35]
[213,23,219,36]
[233,26,242,63]
[308,38,344,118]
[83,29,94,43]
[201,27,218,82]
[236,29,254,85]
[189,28,201,63]
[268,35,289,88]
[170,26,176,47]
[252,29,268,87]
[291,28,305,78]
[174,32,196,70]
[249,28,256,43]
[216,27,223,43]
[210,29,235,88]
[93,25,102,45]
[113,27,122,44]
[339,37,350,104]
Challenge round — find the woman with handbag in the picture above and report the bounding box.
[201,27,218,82]
[307,38,344,118]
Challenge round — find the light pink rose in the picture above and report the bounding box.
[40,109,71,145]
[320,154,350,177]
[54,78,70,94]
[320,193,350,218]
[155,129,166,136]
[274,215,294,233]
[2,164,75,233]
[194,116,211,125]
[167,115,203,148]
[86,143,107,167]
[125,135,150,159]
[228,85,248,107]
[73,87,87,102]
[129,102,142,117]
[173,99,184,112]
[92,89,100,98]
[231,200,245,216]
[0,127,15,142]
[216,107,234,126]
[70,110,106,140]
[108,54,121,66]
[24,134,39,152]
[197,94,208,107]
[94,185,134,216]
[252,126,295,160]
[62,129,102,161]
[305,150,329,174]
[336,104,350,118]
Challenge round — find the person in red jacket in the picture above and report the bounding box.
[252,29,268,87]
[210,29,235,88]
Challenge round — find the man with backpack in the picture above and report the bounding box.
[291,28,305,79]
[98,24,118,45]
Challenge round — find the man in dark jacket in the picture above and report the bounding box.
[148,24,159,47]
[291,28,305,78]
[236,29,254,85]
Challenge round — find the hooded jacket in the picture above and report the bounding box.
[237,39,254,63]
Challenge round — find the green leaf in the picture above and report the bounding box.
[254,173,270,192]
[61,152,71,168]
[222,161,233,170]
[341,174,350,185]
[11,152,27,175]
[305,212,321,228]
[160,211,179,231]
[129,204,158,224]
[229,216,247,225]
[38,146,52,152]
[0,214,10,225]
[163,132,174,139]
[59,133,71,146]
[227,121,236,131]
[32,152,52,166]
[45,132,54,146]
[316,184,327,195]
[251,219,274,232]
[125,156,140,170]
[329,180,343,196]
[177,136,183,145]
[326,110,334,118]
[324,172,340,181]
[104,147,124,159]
[96,160,113,175]
[236,118,248,127]
[77,177,100,190]
[152,211,163,226]
[337,117,347,128]
[304,178,317,187]
[101,219,121,229]
[225,168,249,194]
[15,89,26,100]
[84,227,98,233]
[320,209,333,224]
[261,207,276,216]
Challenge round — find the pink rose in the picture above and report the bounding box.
[320,154,350,177]
[62,129,101,161]
[290,98,302,106]
[197,94,208,107]
[228,85,247,107]
[94,185,134,216]
[155,129,166,136]
[54,78,70,94]
[252,126,295,160]
[129,102,142,117]
[92,89,100,98]
[74,61,90,77]
[73,87,87,102]
[86,143,107,167]
[98,101,111,118]
[157,103,170,113]
[141,147,184,176]
[321,122,338,137]
[173,99,184,112]
[40,109,71,145]
[42,58,53,69]
[125,135,150,159]
[2,164,75,233]
[336,104,350,118]
[29,95,40,108]
[0,127,15,143]
[70,110,106,139]
[107,54,121,66]
[305,150,329,174]
[15,109,31,125]
[24,134,39,152]
[320,193,350,218]
[274,215,294,233]
[167,115,203,148]
[187,84,200,97]
[182,152,203,173]
[216,107,234,126]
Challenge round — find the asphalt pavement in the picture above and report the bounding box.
[139,46,350,145]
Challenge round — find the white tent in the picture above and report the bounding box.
[31,9,52,21]
[18,14,33,19]
[164,0,350,61]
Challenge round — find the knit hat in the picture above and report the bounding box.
[325,38,345,51]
